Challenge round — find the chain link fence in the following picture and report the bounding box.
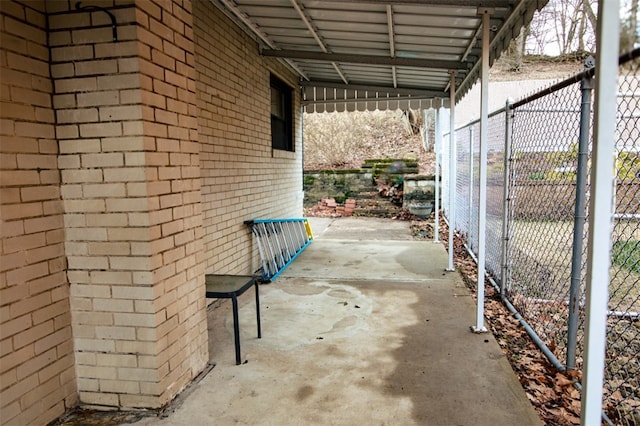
[442,48,640,425]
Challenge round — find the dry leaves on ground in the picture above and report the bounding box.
[424,218,584,425]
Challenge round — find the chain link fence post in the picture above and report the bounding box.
[500,99,513,300]
[566,57,595,371]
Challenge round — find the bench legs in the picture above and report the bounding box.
[231,295,241,365]
[229,283,261,365]
[255,281,261,339]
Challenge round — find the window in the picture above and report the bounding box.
[270,75,293,151]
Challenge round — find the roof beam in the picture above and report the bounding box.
[340,0,513,6]
[301,81,447,97]
[386,5,398,88]
[289,0,348,84]
[210,0,309,81]
[261,49,470,70]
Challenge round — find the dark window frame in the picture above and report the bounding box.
[270,75,294,152]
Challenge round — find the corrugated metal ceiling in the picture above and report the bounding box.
[210,0,547,112]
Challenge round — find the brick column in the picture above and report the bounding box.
[0,2,78,424]
[50,0,207,409]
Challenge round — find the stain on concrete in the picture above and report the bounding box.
[328,288,355,299]
[296,385,315,402]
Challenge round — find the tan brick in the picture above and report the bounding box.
[14,320,54,349]
[119,394,162,409]
[77,377,99,392]
[64,241,89,256]
[80,153,124,168]
[56,108,99,124]
[0,252,27,273]
[50,44,94,62]
[103,167,146,182]
[9,291,51,319]
[132,271,154,285]
[79,391,119,407]
[6,51,48,77]
[105,225,152,241]
[0,313,32,339]
[89,271,132,285]
[20,185,60,202]
[100,136,144,153]
[88,242,130,256]
[95,326,136,340]
[99,379,140,394]
[79,122,123,138]
[63,199,107,214]
[0,187,20,203]
[69,283,111,298]
[16,347,56,380]
[9,86,50,107]
[85,213,128,227]
[83,182,126,198]
[67,228,108,242]
[24,215,63,234]
[0,371,38,408]
[59,139,101,154]
[115,340,157,355]
[74,338,116,353]
[93,298,134,313]
[113,312,157,327]
[73,57,118,76]
[99,105,143,122]
[31,299,69,325]
[58,154,81,169]
[116,366,157,382]
[7,262,49,285]
[120,126,147,147]
[67,256,108,270]
[77,91,120,107]
[109,256,152,271]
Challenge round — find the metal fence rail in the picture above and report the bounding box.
[442,48,640,425]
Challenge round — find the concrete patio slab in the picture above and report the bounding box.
[134,217,541,426]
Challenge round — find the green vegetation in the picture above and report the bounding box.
[617,151,640,181]
[303,175,316,188]
[612,240,640,274]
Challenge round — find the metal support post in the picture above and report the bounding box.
[581,2,619,424]
[500,99,513,299]
[469,126,474,240]
[435,107,441,242]
[567,58,594,371]
[472,7,493,333]
[447,72,457,272]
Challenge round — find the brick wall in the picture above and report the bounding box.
[0,1,77,424]
[51,0,207,410]
[1,0,303,421]
[193,2,304,275]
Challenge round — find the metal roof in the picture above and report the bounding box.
[210,0,547,112]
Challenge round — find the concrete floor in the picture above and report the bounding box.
[135,217,541,426]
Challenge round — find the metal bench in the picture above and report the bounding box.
[205,274,261,365]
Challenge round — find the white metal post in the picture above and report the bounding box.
[469,126,474,239]
[434,104,441,243]
[473,8,492,333]
[447,72,456,272]
[581,1,619,424]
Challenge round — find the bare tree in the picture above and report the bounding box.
[525,0,597,56]
[620,0,639,53]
